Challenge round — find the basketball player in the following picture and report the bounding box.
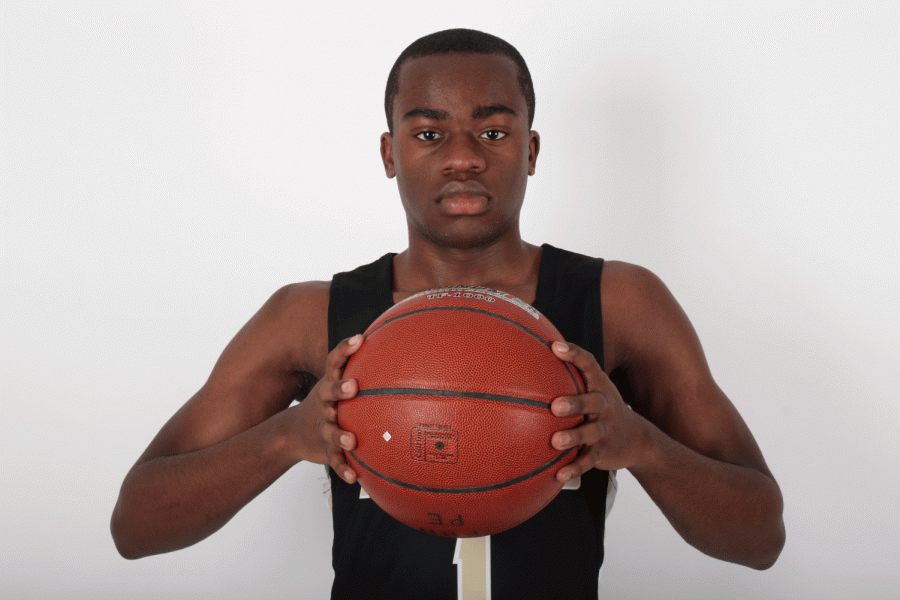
[111,29,784,599]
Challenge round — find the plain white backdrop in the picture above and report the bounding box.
[1,2,897,598]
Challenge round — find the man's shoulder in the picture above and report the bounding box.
[601,260,681,321]
[538,247,668,307]
[259,250,394,332]
[244,280,333,375]
[601,260,664,295]
[600,260,697,371]
[264,280,332,318]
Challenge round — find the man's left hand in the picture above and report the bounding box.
[550,340,650,482]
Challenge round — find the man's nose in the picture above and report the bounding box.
[441,133,486,174]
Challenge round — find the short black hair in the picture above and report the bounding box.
[384,28,535,135]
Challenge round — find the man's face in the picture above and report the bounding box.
[381,53,539,250]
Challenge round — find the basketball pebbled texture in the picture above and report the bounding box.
[337,286,584,537]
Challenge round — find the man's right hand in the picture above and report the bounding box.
[111,281,346,559]
[292,333,362,483]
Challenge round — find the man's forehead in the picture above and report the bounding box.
[394,53,523,112]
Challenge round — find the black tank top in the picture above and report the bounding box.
[326,244,608,600]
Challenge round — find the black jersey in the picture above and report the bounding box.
[326,244,612,600]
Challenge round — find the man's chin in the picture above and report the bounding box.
[421,223,512,252]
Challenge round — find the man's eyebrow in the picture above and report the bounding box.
[403,107,450,121]
[472,104,517,119]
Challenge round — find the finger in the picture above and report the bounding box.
[552,418,604,450]
[551,391,605,417]
[551,341,610,391]
[556,450,595,483]
[317,377,358,404]
[319,420,357,451]
[324,334,364,380]
[311,377,356,404]
[320,422,358,483]
[328,451,358,484]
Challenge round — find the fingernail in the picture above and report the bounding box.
[340,434,351,447]
[350,334,362,345]
[558,433,571,448]
[341,381,353,393]
[559,469,572,482]
[556,400,571,414]
[555,341,569,352]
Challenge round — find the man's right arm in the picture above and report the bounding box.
[110,281,360,559]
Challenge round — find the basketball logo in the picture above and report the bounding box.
[411,424,458,463]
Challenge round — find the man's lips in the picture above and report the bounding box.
[441,195,489,215]
[438,182,490,215]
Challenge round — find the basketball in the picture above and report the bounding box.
[337,286,584,537]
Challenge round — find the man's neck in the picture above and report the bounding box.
[392,237,542,303]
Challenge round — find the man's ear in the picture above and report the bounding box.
[528,130,540,176]
[380,133,396,178]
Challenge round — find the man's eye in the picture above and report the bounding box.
[481,130,507,141]
[415,131,441,141]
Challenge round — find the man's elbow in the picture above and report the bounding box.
[734,502,785,571]
[751,519,786,570]
[718,486,786,570]
[110,501,147,560]
[113,541,144,561]
[747,475,786,570]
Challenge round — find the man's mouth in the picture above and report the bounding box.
[441,195,489,215]
[438,182,490,215]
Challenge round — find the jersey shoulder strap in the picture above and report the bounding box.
[533,243,605,370]
[327,252,396,352]
[532,243,610,521]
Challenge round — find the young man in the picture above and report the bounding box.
[112,29,784,599]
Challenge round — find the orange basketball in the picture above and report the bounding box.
[337,286,584,537]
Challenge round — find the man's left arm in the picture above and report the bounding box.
[550,261,785,570]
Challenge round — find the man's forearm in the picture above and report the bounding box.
[110,410,302,559]
[628,421,785,570]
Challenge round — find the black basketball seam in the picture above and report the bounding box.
[350,447,574,494]
[563,363,584,394]
[363,305,583,393]
[356,387,550,409]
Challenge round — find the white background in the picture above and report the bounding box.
[1,2,897,598]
